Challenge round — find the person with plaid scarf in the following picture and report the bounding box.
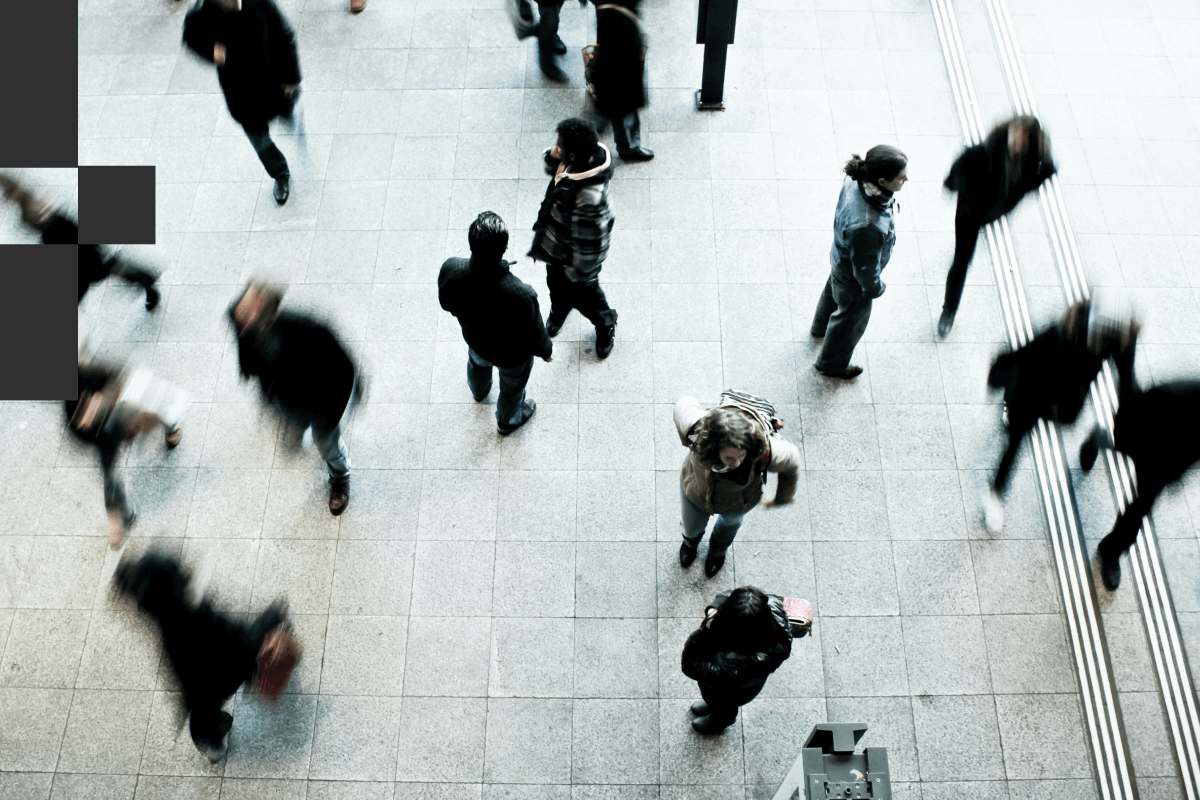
[529,118,619,359]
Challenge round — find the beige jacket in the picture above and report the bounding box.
[674,396,801,515]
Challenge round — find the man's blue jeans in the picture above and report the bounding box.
[680,486,748,558]
[467,349,534,431]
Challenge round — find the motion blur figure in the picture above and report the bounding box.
[681,586,793,735]
[183,0,302,205]
[228,282,361,516]
[67,355,186,546]
[115,552,299,762]
[587,0,654,161]
[1080,380,1200,591]
[0,173,161,310]
[939,116,1056,337]
[984,293,1138,534]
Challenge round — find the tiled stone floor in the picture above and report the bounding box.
[1,0,1199,797]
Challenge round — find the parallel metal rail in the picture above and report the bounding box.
[930,1,1138,797]
[984,0,1200,797]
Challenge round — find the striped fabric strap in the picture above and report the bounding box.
[718,391,775,437]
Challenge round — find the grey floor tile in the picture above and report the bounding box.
[970,539,1061,615]
[821,616,909,697]
[575,542,658,618]
[800,404,881,471]
[0,608,91,689]
[826,696,921,782]
[489,617,574,698]
[902,615,992,695]
[497,471,578,542]
[574,618,659,699]
[655,541,737,619]
[912,695,1005,782]
[578,471,657,542]
[308,694,402,781]
[416,470,499,541]
[984,615,1076,695]
[893,541,979,615]
[814,541,899,616]
[75,605,163,692]
[403,616,491,698]
[482,698,573,784]
[132,777,222,800]
[57,689,152,775]
[994,694,1092,781]
[742,698,827,789]
[49,773,139,800]
[875,405,956,471]
[572,700,660,784]
[395,697,487,783]
[410,540,495,618]
[320,615,408,696]
[223,693,318,780]
[492,541,575,618]
[883,471,968,541]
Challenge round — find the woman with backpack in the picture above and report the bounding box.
[681,586,794,735]
[674,392,801,577]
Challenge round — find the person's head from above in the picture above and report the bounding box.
[551,118,600,168]
[691,407,768,472]
[468,211,509,263]
[1006,115,1041,156]
[706,586,778,650]
[233,282,284,336]
[844,145,908,194]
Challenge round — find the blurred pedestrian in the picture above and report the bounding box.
[0,173,161,310]
[674,392,800,577]
[1080,380,1200,590]
[439,212,554,435]
[985,293,1138,534]
[67,362,187,546]
[682,586,793,735]
[810,146,907,380]
[115,552,300,762]
[508,0,538,39]
[530,118,619,358]
[586,0,653,162]
[534,1,570,81]
[183,0,302,205]
[939,116,1056,337]
[228,282,361,516]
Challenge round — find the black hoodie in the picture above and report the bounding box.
[438,255,553,368]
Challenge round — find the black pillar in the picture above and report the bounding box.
[695,0,738,111]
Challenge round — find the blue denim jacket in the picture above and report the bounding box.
[829,177,896,299]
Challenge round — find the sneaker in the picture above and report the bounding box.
[982,488,1004,534]
[596,324,616,359]
[498,399,536,435]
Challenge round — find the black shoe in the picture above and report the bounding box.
[329,476,349,516]
[546,311,567,338]
[1080,438,1099,471]
[814,364,863,380]
[937,309,955,338]
[274,177,289,205]
[1100,553,1121,591]
[679,542,697,568]
[555,36,567,55]
[145,287,160,311]
[619,147,655,161]
[691,715,727,735]
[704,553,725,578]
[690,700,710,716]
[596,324,616,359]
[541,63,568,83]
[499,399,536,435]
[810,328,825,339]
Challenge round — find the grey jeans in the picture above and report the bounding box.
[680,486,748,559]
[812,273,874,371]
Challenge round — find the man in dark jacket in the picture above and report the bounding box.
[229,282,360,515]
[588,0,653,161]
[529,118,619,358]
[0,173,160,309]
[440,212,553,435]
[939,116,1056,337]
[115,552,297,762]
[1080,380,1200,591]
[183,0,301,205]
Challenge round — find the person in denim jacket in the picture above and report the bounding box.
[810,146,908,379]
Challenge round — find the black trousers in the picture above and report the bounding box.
[537,1,563,69]
[546,263,618,329]
[944,200,983,316]
[993,413,1035,495]
[699,680,766,732]
[812,273,873,371]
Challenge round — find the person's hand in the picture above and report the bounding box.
[771,418,784,431]
[542,354,553,363]
[282,83,297,96]
[213,42,226,66]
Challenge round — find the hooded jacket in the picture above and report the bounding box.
[438,255,554,368]
[592,3,648,120]
[681,593,793,702]
[944,125,1057,225]
[529,143,616,282]
[183,0,301,130]
[829,177,895,299]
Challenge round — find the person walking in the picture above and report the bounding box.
[587,0,653,161]
[1080,380,1200,591]
[183,0,302,205]
[533,1,571,82]
[0,173,161,309]
[530,118,619,358]
[115,552,300,763]
[984,293,1138,534]
[439,211,554,435]
[810,146,908,380]
[939,116,1056,337]
[674,392,800,577]
[228,282,361,516]
[681,586,793,735]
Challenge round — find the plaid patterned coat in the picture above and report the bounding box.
[528,143,616,282]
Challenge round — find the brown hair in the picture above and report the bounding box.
[690,407,768,466]
[844,145,908,184]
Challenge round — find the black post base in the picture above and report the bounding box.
[695,89,725,111]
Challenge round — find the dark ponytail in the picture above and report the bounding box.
[844,145,908,184]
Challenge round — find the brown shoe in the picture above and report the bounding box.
[350,0,365,12]
[165,427,182,449]
[329,477,349,516]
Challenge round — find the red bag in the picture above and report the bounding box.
[253,624,301,702]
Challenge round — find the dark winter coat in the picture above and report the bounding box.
[944,129,1056,225]
[829,177,895,299]
[529,143,616,282]
[592,3,647,120]
[1111,381,1200,488]
[228,308,356,432]
[988,321,1136,428]
[681,594,793,707]
[40,214,113,303]
[438,256,553,368]
[182,0,301,130]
